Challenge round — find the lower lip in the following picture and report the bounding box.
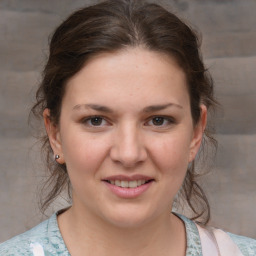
[103,181,153,199]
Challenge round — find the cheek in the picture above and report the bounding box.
[150,133,192,173]
[61,132,110,177]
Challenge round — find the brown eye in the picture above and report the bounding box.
[82,116,108,127]
[146,116,175,127]
[152,117,165,126]
[90,117,103,126]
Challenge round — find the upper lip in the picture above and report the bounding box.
[102,174,155,182]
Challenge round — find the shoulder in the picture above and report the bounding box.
[0,214,69,256]
[0,218,50,255]
[227,232,256,256]
[175,213,256,256]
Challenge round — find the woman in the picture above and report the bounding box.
[0,0,255,255]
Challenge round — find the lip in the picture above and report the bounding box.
[102,174,154,182]
[102,175,155,199]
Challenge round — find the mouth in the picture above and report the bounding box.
[102,175,155,198]
[103,179,154,188]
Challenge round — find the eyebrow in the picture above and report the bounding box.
[73,104,114,113]
[143,103,183,112]
[73,103,183,113]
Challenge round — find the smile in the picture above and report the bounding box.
[105,180,152,188]
[102,176,154,198]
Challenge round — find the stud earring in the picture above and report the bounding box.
[55,154,60,160]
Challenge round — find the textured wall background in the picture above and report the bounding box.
[0,0,256,242]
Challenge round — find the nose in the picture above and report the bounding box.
[110,123,147,168]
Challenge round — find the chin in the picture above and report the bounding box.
[100,204,156,229]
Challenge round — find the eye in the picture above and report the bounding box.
[82,116,108,127]
[146,116,175,127]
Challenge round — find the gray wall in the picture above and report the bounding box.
[0,0,256,242]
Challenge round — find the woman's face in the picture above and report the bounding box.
[45,48,206,228]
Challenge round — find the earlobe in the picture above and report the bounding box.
[43,108,65,164]
[189,105,207,162]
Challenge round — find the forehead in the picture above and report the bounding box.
[63,47,190,112]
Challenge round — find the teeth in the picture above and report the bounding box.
[121,181,128,188]
[129,181,137,188]
[115,180,121,186]
[109,180,149,188]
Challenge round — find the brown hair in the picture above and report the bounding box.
[31,0,217,224]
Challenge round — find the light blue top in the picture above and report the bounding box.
[0,212,255,255]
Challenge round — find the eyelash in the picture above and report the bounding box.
[81,115,176,128]
[81,116,109,127]
[145,116,176,127]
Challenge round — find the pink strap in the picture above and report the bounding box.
[196,224,243,256]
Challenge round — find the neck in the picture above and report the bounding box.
[58,205,186,256]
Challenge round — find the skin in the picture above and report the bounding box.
[44,47,207,256]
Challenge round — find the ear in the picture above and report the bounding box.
[189,105,207,162]
[43,108,65,164]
